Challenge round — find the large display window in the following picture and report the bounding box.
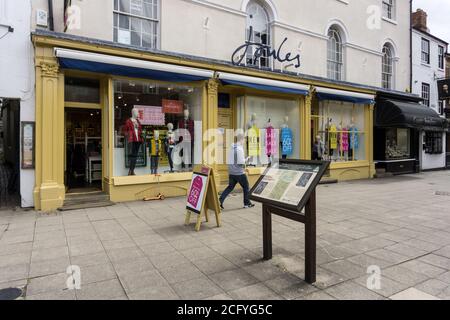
[236,96,300,166]
[113,79,202,177]
[312,101,366,162]
[385,128,411,160]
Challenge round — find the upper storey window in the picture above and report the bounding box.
[246,1,271,68]
[382,44,394,90]
[113,0,159,49]
[327,27,344,81]
[382,0,396,20]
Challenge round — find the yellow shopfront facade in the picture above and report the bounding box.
[33,32,376,211]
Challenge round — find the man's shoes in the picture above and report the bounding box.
[220,202,224,210]
[244,203,255,209]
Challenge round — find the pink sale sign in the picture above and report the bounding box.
[188,176,204,209]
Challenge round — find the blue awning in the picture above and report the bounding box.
[55,48,214,83]
[218,73,310,96]
[316,87,375,105]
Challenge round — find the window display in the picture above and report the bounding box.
[113,79,202,177]
[385,128,410,160]
[424,131,443,154]
[312,101,365,162]
[237,96,300,166]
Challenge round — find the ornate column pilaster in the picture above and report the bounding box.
[34,61,65,210]
[204,78,220,187]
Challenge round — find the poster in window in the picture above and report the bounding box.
[162,99,184,114]
[22,122,35,169]
[135,106,165,126]
[118,29,131,45]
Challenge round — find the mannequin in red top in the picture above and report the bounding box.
[124,108,143,176]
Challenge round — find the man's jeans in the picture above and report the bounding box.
[220,174,252,206]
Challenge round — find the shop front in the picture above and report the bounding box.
[374,92,447,174]
[32,31,378,211]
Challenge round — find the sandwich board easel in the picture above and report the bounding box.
[185,165,221,232]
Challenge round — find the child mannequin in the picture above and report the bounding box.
[150,130,162,175]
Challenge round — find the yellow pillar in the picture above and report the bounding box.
[301,90,313,160]
[368,103,376,178]
[204,78,221,187]
[34,61,65,211]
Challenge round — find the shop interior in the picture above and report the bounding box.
[65,108,102,192]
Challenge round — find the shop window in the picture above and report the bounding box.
[65,77,100,103]
[245,1,271,68]
[385,128,410,160]
[113,0,159,49]
[382,44,394,90]
[327,27,344,81]
[312,101,366,162]
[113,79,202,177]
[424,131,443,154]
[236,96,299,166]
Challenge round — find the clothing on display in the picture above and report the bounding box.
[165,130,176,172]
[264,124,279,158]
[248,125,260,157]
[350,126,359,150]
[281,127,293,157]
[178,118,194,168]
[329,124,338,150]
[341,128,349,152]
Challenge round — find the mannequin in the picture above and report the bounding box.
[265,119,276,165]
[349,120,359,160]
[312,135,325,160]
[328,119,337,160]
[124,108,143,176]
[280,116,293,160]
[165,123,176,173]
[247,113,260,165]
[150,130,161,175]
[178,108,194,170]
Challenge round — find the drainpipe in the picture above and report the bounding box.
[410,0,413,91]
[48,0,54,31]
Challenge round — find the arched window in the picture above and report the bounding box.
[327,27,343,80]
[246,1,271,68]
[382,44,394,89]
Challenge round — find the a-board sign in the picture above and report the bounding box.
[249,160,330,212]
[185,165,221,232]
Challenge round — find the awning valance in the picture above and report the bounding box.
[375,99,448,132]
[316,87,375,104]
[218,72,310,96]
[54,48,214,82]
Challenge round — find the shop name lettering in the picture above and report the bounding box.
[232,28,301,68]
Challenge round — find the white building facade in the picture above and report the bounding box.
[0,0,35,207]
[412,10,448,171]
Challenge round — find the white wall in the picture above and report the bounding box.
[412,29,447,170]
[0,0,35,207]
[32,0,411,91]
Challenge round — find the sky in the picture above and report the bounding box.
[413,0,450,43]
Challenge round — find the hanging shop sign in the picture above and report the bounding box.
[135,106,165,126]
[21,122,35,169]
[437,78,450,100]
[231,27,301,69]
[185,165,221,232]
[162,99,184,114]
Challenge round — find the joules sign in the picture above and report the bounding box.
[232,27,301,69]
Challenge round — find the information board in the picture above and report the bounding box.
[250,160,330,212]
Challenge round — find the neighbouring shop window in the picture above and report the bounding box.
[312,101,366,162]
[113,0,159,49]
[236,96,300,167]
[424,131,443,154]
[385,128,410,160]
[113,79,202,177]
[65,77,100,103]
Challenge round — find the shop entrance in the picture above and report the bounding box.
[0,98,21,208]
[218,105,234,189]
[65,108,102,193]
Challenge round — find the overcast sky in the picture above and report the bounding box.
[414,0,450,44]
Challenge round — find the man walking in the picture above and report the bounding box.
[220,133,255,210]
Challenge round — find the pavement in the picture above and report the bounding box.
[1,170,450,300]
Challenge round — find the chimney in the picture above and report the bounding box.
[412,9,429,33]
